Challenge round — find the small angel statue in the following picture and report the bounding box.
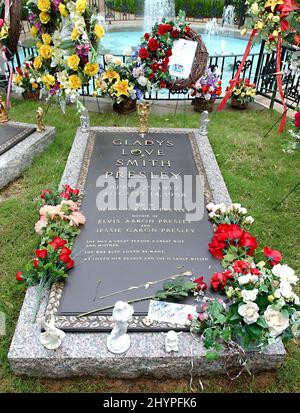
[107,301,134,354]
[164,330,182,353]
[137,101,151,135]
[38,316,65,350]
[36,107,45,132]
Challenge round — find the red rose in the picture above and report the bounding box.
[264,246,282,267]
[149,73,155,79]
[233,260,250,274]
[41,189,51,199]
[35,249,47,259]
[157,24,168,36]
[61,246,72,256]
[294,112,300,128]
[239,231,258,256]
[171,29,179,38]
[251,268,261,276]
[185,26,191,33]
[66,259,75,270]
[16,271,23,282]
[150,62,159,72]
[16,67,22,75]
[211,270,233,291]
[60,191,71,200]
[59,253,71,264]
[33,259,39,268]
[165,49,172,57]
[280,19,289,32]
[193,276,208,291]
[144,33,150,41]
[160,81,167,89]
[50,237,67,251]
[139,47,149,59]
[148,38,159,52]
[72,189,80,196]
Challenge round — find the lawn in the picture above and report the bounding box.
[0,99,299,393]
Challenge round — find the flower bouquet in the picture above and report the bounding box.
[229,78,256,109]
[27,0,105,111]
[190,67,222,112]
[12,62,42,100]
[95,56,140,114]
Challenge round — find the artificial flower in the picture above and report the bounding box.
[59,3,69,17]
[265,0,284,12]
[68,74,82,89]
[264,246,282,266]
[42,73,56,89]
[238,302,259,325]
[37,0,51,12]
[39,11,50,24]
[39,44,53,59]
[241,289,259,303]
[67,54,80,71]
[84,63,99,77]
[42,33,52,45]
[264,305,289,336]
[113,79,129,97]
[94,24,105,39]
[272,264,299,284]
[102,70,120,83]
[75,0,87,14]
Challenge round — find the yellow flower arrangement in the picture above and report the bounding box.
[264,0,284,13]
[59,3,69,17]
[69,74,82,89]
[84,63,99,77]
[75,0,87,15]
[94,24,105,39]
[39,44,53,59]
[31,26,38,38]
[37,0,50,12]
[67,54,80,71]
[13,74,22,85]
[33,56,43,70]
[36,41,42,50]
[39,12,50,24]
[42,33,52,45]
[102,70,120,83]
[42,74,56,89]
[113,79,129,97]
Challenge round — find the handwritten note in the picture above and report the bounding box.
[147,300,197,326]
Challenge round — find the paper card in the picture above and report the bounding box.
[147,300,197,326]
[168,38,198,80]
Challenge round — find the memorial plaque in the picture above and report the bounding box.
[47,131,223,331]
[0,124,36,156]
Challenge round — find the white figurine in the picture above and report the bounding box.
[38,316,65,350]
[107,301,134,354]
[164,331,181,353]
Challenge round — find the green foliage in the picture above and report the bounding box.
[155,276,196,300]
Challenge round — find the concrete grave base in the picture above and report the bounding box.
[8,127,286,378]
[0,121,55,190]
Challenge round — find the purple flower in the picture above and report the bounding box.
[135,87,143,100]
[76,44,90,64]
[52,0,62,12]
[28,14,37,24]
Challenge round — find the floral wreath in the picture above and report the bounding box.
[137,11,192,90]
[26,0,105,109]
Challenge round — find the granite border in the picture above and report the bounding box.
[0,121,56,190]
[8,127,285,378]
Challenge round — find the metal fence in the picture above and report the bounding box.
[1,43,299,110]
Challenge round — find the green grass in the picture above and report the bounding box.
[0,99,299,393]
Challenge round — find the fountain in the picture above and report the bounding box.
[143,0,176,33]
[222,5,235,26]
[205,18,219,36]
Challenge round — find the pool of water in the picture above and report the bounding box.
[102,29,261,56]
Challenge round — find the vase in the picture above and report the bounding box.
[113,98,137,115]
[193,98,215,113]
[231,98,248,110]
[22,90,40,101]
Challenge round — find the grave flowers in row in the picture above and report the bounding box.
[15,184,85,321]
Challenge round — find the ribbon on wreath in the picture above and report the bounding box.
[1,0,12,108]
[217,28,288,133]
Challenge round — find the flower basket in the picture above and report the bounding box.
[22,90,40,101]
[113,98,137,115]
[231,98,248,110]
[193,98,215,113]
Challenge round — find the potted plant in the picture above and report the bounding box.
[12,62,41,100]
[229,78,256,109]
[190,67,222,113]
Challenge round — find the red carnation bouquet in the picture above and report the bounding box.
[137,11,191,90]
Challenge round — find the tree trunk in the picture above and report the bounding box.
[6,0,22,59]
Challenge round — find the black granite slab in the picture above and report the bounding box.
[57,131,222,330]
[0,124,36,156]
